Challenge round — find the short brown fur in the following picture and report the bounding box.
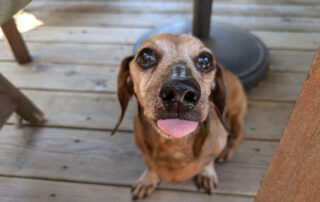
[113,34,247,199]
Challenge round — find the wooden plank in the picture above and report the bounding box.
[245,101,294,140]
[0,62,119,92]
[0,177,254,202]
[232,140,278,166]
[248,71,307,101]
[34,0,320,6]
[25,2,320,18]
[1,26,149,45]
[253,31,320,51]
[224,0,320,4]
[0,125,268,196]
[5,90,293,140]
[256,49,320,201]
[0,61,307,101]
[28,13,320,32]
[269,50,315,72]
[0,125,277,167]
[0,25,319,52]
[0,34,318,66]
[0,49,313,93]
[1,26,320,51]
[0,42,133,66]
[213,16,320,33]
[212,3,320,18]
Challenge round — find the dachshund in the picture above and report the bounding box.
[112,33,247,200]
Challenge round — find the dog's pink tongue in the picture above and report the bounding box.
[157,119,198,138]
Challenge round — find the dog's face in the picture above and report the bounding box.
[112,34,226,138]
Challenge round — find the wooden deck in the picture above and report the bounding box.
[0,0,319,201]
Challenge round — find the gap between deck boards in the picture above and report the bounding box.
[0,125,274,196]
[33,0,320,6]
[24,1,320,19]
[0,60,308,102]
[1,89,294,141]
[0,176,255,202]
[1,29,320,51]
[21,13,320,32]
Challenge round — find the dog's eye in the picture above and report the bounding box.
[136,48,157,68]
[195,52,214,72]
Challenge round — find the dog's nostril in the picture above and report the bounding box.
[184,91,199,105]
[160,89,175,102]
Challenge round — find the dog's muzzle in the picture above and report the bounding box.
[159,64,201,113]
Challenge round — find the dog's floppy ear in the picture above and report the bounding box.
[111,56,134,135]
[210,64,226,117]
[210,64,234,135]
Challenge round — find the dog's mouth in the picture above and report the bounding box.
[154,107,202,138]
[156,119,198,138]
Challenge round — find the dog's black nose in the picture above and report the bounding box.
[159,65,200,112]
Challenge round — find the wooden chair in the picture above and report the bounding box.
[0,0,43,129]
[255,48,320,201]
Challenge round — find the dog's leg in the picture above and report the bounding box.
[193,161,218,194]
[217,110,246,163]
[131,168,160,200]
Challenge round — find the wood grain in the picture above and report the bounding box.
[0,62,119,93]
[28,13,320,32]
[256,49,320,201]
[0,35,318,68]
[0,177,254,202]
[33,0,320,6]
[247,71,307,101]
[0,42,133,66]
[0,61,307,101]
[269,50,315,72]
[0,125,271,196]
[3,90,293,140]
[1,27,319,51]
[253,31,320,51]
[9,26,149,44]
[25,2,320,18]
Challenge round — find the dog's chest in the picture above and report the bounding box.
[151,140,195,169]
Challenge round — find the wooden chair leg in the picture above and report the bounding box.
[1,18,32,64]
[255,48,320,201]
[0,95,16,129]
[0,74,43,128]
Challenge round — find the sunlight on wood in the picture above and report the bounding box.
[0,10,43,38]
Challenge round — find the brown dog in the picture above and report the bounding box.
[112,33,247,200]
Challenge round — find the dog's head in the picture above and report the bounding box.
[112,33,226,138]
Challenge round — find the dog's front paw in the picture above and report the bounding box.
[131,169,160,200]
[194,174,218,194]
[194,162,218,194]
